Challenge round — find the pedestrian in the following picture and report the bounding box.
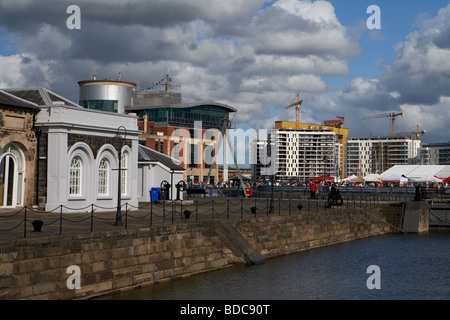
[310,182,317,199]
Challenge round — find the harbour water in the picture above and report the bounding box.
[105,232,450,300]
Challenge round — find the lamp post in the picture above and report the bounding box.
[323,155,328,199]
[268,132,274,213]
[115,126,127,226]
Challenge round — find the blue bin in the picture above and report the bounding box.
[151,187,160,202]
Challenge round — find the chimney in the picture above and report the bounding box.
[143,114,148,134]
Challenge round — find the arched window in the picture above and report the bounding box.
[0,143,25,208]
[98,159,110,195]
[121,151,128,196]
[69,157,82,196]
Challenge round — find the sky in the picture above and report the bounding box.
[0,0,449,144]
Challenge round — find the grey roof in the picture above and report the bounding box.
[1,88,81,108]
[126,101,237,113]
[0,89,40,110]
[138,144,185,171]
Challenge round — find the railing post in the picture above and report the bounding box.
[59,205,63,235]
[212,200,215,221]
[227,199,229,220]
[24,206,27,239]
[241,199,243,219]
[150,201,153,227]
[125,203,128,229]
[196,200,198,222]
[180,201,183,222]
[90,204,94,232]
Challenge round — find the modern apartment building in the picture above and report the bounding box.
[346,136,422,177]
[274,120,348,179]
[417,142,450,165]
[251,127,342,182]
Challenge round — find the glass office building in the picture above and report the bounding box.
[128,102,236,130]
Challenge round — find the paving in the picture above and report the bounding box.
[0,197,313,243]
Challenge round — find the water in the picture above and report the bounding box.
[106,233,450,300]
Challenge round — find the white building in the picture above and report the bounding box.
[137,145,185,202]
[417,142,450,165]
[347,136,422,177]
[35,102,141,212]
[251,128,341,182]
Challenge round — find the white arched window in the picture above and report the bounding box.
[69,157,82,196]
[98,159,110,195]
[0,143,25,208]
[121,151,128,196]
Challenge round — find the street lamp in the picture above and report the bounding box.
[323,155,328,198]
[115,126,127,226]
[268,132,274,213]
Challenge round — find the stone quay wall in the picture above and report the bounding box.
[0,202,417,300]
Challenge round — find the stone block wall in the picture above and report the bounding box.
[0,224,230,300]
[0,203,398,300]
[231,205,393,259]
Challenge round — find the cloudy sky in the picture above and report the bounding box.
[0,0,449,143]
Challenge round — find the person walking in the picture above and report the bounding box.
[310,182,317,199]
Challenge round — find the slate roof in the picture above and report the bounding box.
[138,144,185,171]
[1,88,81,107]
[0,89,40,110]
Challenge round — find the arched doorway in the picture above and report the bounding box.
[0,144,25,208]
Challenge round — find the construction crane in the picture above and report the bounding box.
[362,112,404,136]
[151,73,181,91]
[396,124,426,140]
[285,94,303,127]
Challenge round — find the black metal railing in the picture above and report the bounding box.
[0,187,447,240]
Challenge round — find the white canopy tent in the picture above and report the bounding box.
[409,176,443,183]
[364,174,381,182]
[380,165,450,181]
[342,175,357,182]
[382,173,408,184]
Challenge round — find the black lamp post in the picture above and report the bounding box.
[115,126,127,226]
[323,155,328,197]
[268,132,274,213]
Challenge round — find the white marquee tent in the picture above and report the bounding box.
[379,165,450,182]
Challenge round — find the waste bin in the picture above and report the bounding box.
[151,187,160,202]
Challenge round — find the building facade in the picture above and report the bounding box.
[0,90,40,209]
[127,101,236,184]
[78,77,136,114]
[274,120,348,179]
[251,127,341,182]
[2,88,140,212]
[346,136,422,177]
[417,142,450,165]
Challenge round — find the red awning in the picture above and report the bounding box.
[310,175,335,182]
[443,176,450,182]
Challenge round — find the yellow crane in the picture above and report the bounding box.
[362,112,404,136]
[285,94,303,127]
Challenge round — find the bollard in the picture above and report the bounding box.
[183,210,192,219]
[32,220,44,232]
